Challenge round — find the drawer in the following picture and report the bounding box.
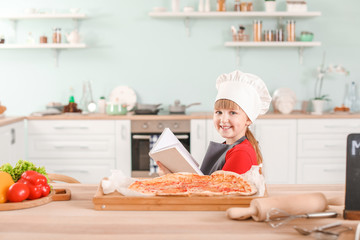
[297,159,345,184]
[32,160,114,184]
[28,135,115,158]
[297,134,347,158]
[27,120,115,135]
[298,119,360,134]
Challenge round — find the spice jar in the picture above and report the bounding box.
[217,0,226,11]
[275,29,284,41]
[39,35,47,44]
[247,2,253,11]
[240,2,248,11]
[0,35,4,44]
[286,20,295,42]
[52,28,62,44]
[264,30,274,41]
[253,20,262,42]
[234,0,241,11]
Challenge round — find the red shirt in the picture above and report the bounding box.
[222,139,258,174]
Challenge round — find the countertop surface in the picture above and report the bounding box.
[0,184,358,240]
[1,112,360,127]
[24,112,360,120]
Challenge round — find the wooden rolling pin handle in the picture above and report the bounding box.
[226,206,258,220]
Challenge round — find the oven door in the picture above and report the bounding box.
[131,133,190,177]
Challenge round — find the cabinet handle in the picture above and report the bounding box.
[53,126,89,130]
[197,125,201,139]
[323,168,344,172]
[132,134,189,140]
[324,125,360,129]
[54,145,89,149]
[324,144,343,148]
[54,169,89,173]
[121,125,127,140]
[10,128,15,145]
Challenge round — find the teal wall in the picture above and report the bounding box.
[0,0,359,115]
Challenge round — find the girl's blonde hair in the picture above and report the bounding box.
[214,99,263,164]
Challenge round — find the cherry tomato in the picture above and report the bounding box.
[41,184,51,197]
[27,184,42,200]
[6,183,30,202]
[21,171,47,186]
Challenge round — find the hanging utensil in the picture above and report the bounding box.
[265,208,338,228]
[87,81,96,113]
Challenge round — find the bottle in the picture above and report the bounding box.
[27,32,35,44]
[205,0,211,12]
[286,20,295,42]
[172,0,180,12]
[198,0,204,12]
[253,20,262,42]
[217,0,226,11]
[234,0,241,11]
[344,81,359,112]
[52,28,61,43]
[98,96,106,114]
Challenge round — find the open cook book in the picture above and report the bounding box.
[149,128,203,175]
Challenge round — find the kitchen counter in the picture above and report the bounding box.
[0,184,358,240]
[0,116,26,127]
[26,112,360,120]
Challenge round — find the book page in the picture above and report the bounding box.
[149,128,203,175]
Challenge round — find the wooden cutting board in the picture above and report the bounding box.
[0,188,71,211]
[93,183,266,211]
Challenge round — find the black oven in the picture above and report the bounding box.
[131,120,190,177]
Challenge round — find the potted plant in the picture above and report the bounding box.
[312,53,349,114]
[264,0,276,12]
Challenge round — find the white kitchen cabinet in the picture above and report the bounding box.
[190,119,207,165]
[0,121,25,166]
[253,119,297,184]
[27,120,116,184]
[296,119,360,184]
[115,120,131,177]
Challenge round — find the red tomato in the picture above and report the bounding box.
[27,184,42,200]
[6,183,30,202]
[41,184,51,197]
[21,171,47,186]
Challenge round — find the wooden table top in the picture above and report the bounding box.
[0,184,358,240]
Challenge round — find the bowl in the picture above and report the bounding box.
[300,32,314,42]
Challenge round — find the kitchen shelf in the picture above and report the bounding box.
[0,12,88,67]
[226,41,321,65]
[0,43,87,67]
[0,13,86,20]
[224,41,321,47]
[149,11,321,18]
[0,43,87,49]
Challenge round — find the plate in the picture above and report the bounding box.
[272,88,297,114]
[109,86,137,111]
[272,88,296,103]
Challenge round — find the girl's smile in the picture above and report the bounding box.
[213,107,251,145]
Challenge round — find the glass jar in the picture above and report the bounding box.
[52,28,62,44]
[234,0,241,11]
[240,2,247,11]
[253,20,262,42]
[247,2,253,11]
[264,30,274,42]
[39,35,47,44]
[217,0,226,11]
[286,20,296,42]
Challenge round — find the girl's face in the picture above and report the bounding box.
[213,107,251,145]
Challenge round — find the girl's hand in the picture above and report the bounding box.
[156,161,172,176]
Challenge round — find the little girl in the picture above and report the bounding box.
[157,70,272,175]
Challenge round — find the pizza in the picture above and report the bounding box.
[128,170,257,196]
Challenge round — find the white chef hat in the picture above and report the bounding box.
[215,70,272,123]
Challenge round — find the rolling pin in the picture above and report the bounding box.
[227,192,342,221]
